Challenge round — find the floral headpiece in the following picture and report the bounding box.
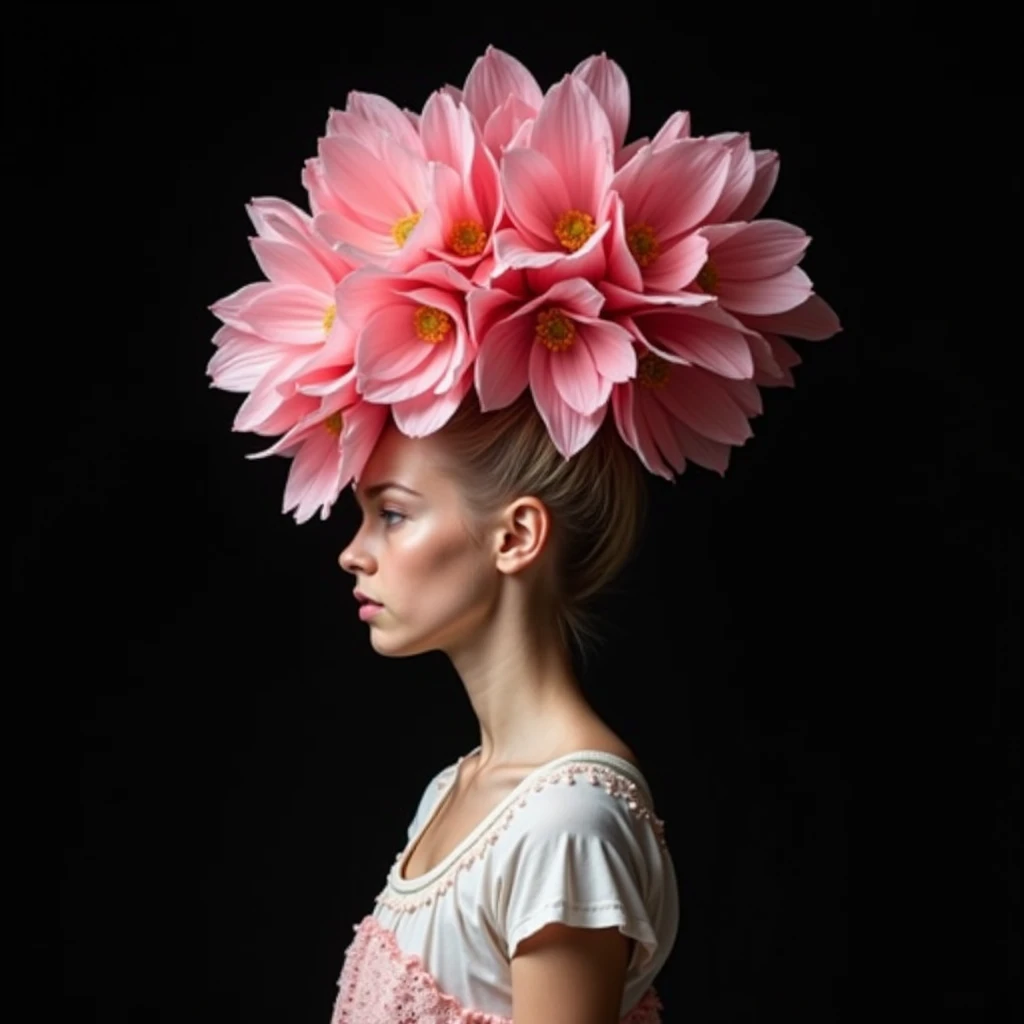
[208,46,841,522]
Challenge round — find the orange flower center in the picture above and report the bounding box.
[447,219,488,257]
[626,223,659,267]
[535,309,576,351]
[696,258,719,294]
[414,305,452,343]
[322,303,337,333]
[553,209,596,252]
[324,411,344,435]
[392,211,422,248]
[637,352,671,389]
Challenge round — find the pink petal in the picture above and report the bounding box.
[482,94,537,157]
[237,285,336,344]
[280,426,343,523]
[537,277,606,318]
[248,197,358,283]
[572,53,630,151]
[730,148,779,222]
[500,148,572,248]
[702,219,811,280]
[716,266,813,315]
[522,220,609,291]
[718,376,763,418]
[392,371,473,437]
[209,281,274,323]
[655,365,753,445]
[651,110,691,150]
[530,75,614,213]
[529,343,607,459]
[704,132,755,224]
[598,280,716,314]
[234,378,317,436]
[463,46,543,130]
[636,309,753,379]
[345,91,425,156]
[614,137,648,172]
[356,306,436,382]
[738,293,841,341]
[339,399,390,485]
[548,331,605,415]
[575,318,637,382]
[249,237,335,293]
[312,210,392,263]
[641,390,688,473]
[207,327,291,392]
[613,382,672,478]
[420,90,475,179]
[617,138,731,240]
[643,231,709,292]
[604,192,643,291]
[493,228,567,272]
[466,285,521,344]
[673,418,731,475]
[474,316,530,410]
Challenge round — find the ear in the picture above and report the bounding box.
[493,496,551,576]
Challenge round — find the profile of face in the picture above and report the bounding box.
[338,421,509,658]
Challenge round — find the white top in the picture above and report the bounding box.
[336,746,679,1021]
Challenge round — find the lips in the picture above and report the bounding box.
[353,589,383,608]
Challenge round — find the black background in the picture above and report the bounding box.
[10,4,1017,1022]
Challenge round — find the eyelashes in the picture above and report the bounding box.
[379,508,406,528]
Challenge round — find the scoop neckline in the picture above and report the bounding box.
[390,746,653,893]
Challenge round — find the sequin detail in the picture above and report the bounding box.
[332,915,664,1023]
[376,761,667,915]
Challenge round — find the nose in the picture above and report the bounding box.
[338,529,376,576]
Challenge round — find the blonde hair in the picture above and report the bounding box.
[436,391,648,659]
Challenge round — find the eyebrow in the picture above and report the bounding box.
[356,481,423,500]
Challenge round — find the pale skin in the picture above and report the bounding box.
[338,420,640,1024]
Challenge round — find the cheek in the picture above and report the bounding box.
[392,522,492,608]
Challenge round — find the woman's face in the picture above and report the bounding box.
[338,422,499,657]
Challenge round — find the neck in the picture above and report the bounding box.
[445,592,591,771]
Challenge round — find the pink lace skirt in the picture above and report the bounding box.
[331,915,663,1023]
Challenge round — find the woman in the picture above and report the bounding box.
[332,392,675,1022]
[208,44,840,1023]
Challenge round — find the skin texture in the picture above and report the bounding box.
[338,420,635,1020]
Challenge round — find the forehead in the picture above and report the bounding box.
[353,422,449,496]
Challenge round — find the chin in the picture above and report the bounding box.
[368,628,433,659]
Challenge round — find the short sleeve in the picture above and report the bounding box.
[493,778,661,970]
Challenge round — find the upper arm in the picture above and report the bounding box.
[510,921,630,1024]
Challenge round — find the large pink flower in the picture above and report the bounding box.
[418,91,502,280]
[690,219,814,316]
[472,278,636,458]
[600,284,761,477]
[494,75,617,288]
[612,345,761,479]
[249,372,388,524]
[338,262,475,436]
[606,138,731,292]
[208,197,359,436]
[303,93,436,270]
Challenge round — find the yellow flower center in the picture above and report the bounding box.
[637,352,671,389]
[553,209,596,252]
[414,305,453,344]
[392,211,422,248]
[696,258,719,294]
[322,303,337,333]
[447,219,488,257]
[535,309,576,351]
[324,411,344,435]
[626,223,659,267]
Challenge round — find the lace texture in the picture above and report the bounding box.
[377,760,667,916]
[331,915,664,1023]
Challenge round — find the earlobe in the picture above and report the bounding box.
[495,497,550,575]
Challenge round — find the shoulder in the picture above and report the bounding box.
[405,751,462,839]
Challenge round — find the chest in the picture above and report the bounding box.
[402,778,518,881]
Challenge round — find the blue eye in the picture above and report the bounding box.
[380,509,405,527]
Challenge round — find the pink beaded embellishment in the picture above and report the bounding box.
[375,760,667,916]
[332,915,664,1024]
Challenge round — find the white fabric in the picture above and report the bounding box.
[370,746,679,1018]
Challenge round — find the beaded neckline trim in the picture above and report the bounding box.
[375,750,666,916]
